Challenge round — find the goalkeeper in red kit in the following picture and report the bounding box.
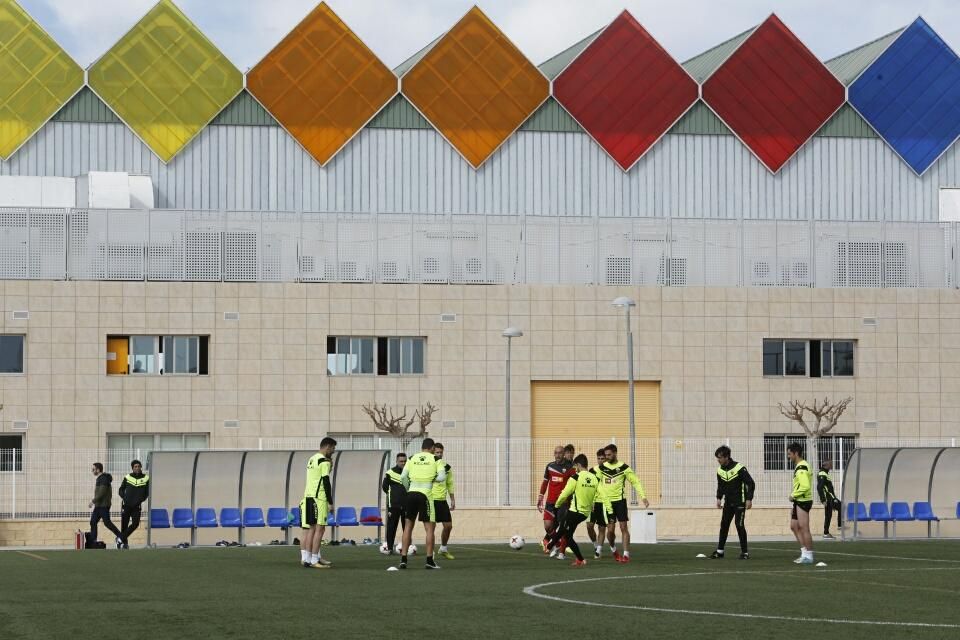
[537,445,574,553]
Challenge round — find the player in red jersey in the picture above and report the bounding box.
[537,445,574,552]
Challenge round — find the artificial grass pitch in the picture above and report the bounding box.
[2,541,960,639]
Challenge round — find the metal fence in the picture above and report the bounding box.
[2,436,956,519]
[0,207,957,287]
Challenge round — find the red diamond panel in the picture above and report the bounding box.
[702,15,844,172]
[554,10,697,170]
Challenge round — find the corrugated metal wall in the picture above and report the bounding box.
[0,120,955,220]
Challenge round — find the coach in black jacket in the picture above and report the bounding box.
[117,460,150,549]
[709,445,756,560]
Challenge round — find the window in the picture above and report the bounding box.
[0,434,23,472]
[763,434,858,471]
[762,340,807,376]
[107,336,209,375]
[329,336,426,376]
[0,335,25,374]
[107,433,209,474]
[327,337,375,375]
[763,339,855,378]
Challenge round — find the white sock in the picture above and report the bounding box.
[440,545,447,552]
[300,550,308,562]
[310,554,319,564]
[716,549,724,555]
[624,550,630,558]
[595,545,602,552]
[803,549,813,559]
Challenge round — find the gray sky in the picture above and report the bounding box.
[20,0,960,70]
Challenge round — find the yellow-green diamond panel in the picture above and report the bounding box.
[87,0,243,162]
[0,0,83,159]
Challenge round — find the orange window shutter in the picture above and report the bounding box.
[106,337,128,375]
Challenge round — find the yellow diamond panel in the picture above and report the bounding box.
[247,2,397,166]
[88,0,243,162]
[0,0,83,159]
[401,6,548,168]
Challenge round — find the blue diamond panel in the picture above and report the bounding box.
[850,18,960,175]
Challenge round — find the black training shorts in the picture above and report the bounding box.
[609,499,629,523]
[589,502,610,526]
[404,492,435,523]
[434,500,452,523]
[791,500,813,520]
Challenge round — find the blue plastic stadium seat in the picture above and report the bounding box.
[869,502,894,522]
[359,506,382,525]
[243,507,265,527]
[195,508,218,528]
[172,508,194,528]
[850,502,871,521]
[290,507,301,526]
[267,507,289,527]
[220,508,242,528]
[150,508,170,529]
[956,502,960,519]
[890,502,914,521]
[913,502,939,522]
[326,512,335,526]
[335,506,359,527]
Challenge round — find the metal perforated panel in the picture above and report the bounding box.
[702,219,740,286]
[486,215,521,284]
[376,214,412,282]
[336,212,373,282]
[299,212,337,282]
[68,209,104,280]
[104,210,146,280]
[184,210,222,281]
[598,219,634,285]
[670,220,705,286]
[523,217,560,284]
[28,209,66,278]
[883,223,918,287]
[558,218,595,284]
[412,215,449,283]
[632,219,668,286]
[147,210,185,280]
[450,216,485,284]
[0,208,27,278]
[260,211,299,282]
[223,212,259,281]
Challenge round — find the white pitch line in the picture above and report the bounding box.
[751,546,960,564]
[522,568,960,629]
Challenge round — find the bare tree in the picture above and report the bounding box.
[361,402,438,451]
[776,396,853,465]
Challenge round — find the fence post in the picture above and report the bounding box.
[11,458,15,518]
[495,438,501,507]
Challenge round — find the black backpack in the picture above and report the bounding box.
[84,532,107,549]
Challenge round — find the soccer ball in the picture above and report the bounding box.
[509,535,525,550]
[379,542,390,555]
[395,543,417,555]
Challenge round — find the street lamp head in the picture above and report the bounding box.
[502,327,523,338]
[612,296,636,308]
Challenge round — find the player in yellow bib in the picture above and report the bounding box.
[548,454,600,567]
[596,444,649,563]
[398,438,446,570]
[432,442,456,560]
[787,442,815,565]
[300,437,336,569]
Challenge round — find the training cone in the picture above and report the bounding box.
[386,566,399,571]
[816,562,828,567]
[696,553,707,558]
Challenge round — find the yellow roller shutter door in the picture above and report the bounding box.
[531,381,660,502]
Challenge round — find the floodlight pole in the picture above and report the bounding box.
[502,327,523,506]
[612,297,638,484]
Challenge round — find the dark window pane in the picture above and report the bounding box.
[377,338,388,376]
[388,338,400,374]
[0,434,22,471]
[784,341,806,376]
[359,338,374,374]
[412,338,425,374]
[401,338,413,374]
[763,435,785,471]
[0,336,24,374]
[833,341,854,376]
[822,341,832,377]
[810,340,821,378]
[327,336,336,354]
[763,340,783,376]
[163,336,173,374]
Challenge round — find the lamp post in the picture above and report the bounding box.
[502,327,523,506]
[612,297,637,479]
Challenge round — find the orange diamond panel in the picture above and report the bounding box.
[247,2,397,166]
[401,6,548,168]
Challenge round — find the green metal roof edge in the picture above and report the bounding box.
[366,94,432,129]
[51,86,122,123]
[667,100,732,136]
[210,90,279,126]
[538,28,604,80]
[814,103,878,138]
[519,97,583,132]
[824,27,906,86]
[681,26,755,83]
[394,35,442,77]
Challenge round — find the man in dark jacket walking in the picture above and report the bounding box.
[118,459,150,549]
[818,460,842,539]
[709,445,756,560]
[89,462,123,546]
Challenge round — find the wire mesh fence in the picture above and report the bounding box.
[0,207,957,287]
[2,436,955,519]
